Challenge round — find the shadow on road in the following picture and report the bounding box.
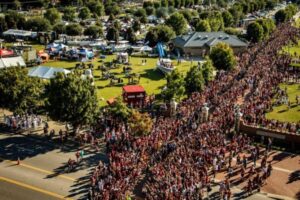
[0,131,82,162]
[287,170,300,184]
[0,133,57,161]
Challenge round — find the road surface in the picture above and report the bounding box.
[0,132,105,200]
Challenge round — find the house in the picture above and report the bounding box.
[172,31,248,57]
[122,85,146,108]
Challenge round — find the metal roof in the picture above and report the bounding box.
[173,31,248,48]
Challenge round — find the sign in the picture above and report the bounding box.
[256,130,286,140]
[127,95,135,98]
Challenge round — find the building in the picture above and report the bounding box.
[172,31,248,57]
[122,85,146,108]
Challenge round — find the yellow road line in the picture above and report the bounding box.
[0,176,73,200]
[19,162,76,181]
[0,157,76,181]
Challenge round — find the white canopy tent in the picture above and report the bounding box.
[0,56,26,69]
[28,66,70,79]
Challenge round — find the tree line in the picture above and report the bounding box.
[162,42,236,101]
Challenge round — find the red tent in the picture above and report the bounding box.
[0,49,14,57]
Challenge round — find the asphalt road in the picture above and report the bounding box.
[0,178,60,200]
[0,132,105,200]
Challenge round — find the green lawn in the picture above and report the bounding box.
[282,42,300,57]
[281,40,300,68]
[42,55,194,106]
[294,18,300,28]
[266,83,300,123]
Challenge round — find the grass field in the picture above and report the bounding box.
[41,55,195,106]
[294,18,300,28]
[282,40,300,68]
[266,83,300,123]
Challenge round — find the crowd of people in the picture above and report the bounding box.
[3,114,43,130]
[88,22,300,200]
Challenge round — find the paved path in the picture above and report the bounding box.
[0,132,105,200]
[214,149,300,200]
[0,178,60,200]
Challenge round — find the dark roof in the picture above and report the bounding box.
[173,31,248,48]
[123,85,145,93]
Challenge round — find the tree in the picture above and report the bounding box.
[209,42,236,71]
[106,26,119,42]
[87,2,104,17]
[0,67,44,114]
[153,1,161,8]
[44,8,61,25]
[13,0,21,10]
[202,57,215,84]
[125,27,137,44]
[46,73,99,131]
[134,8,147,18]
[106,97,131,121]
[129,110,153,137]
[134,8,147,23]
[275,4,298,24]
[266,0,277,10]
[59,0,73,6]
[222,11,234,27]
[168,0,175,7]
[0,16,7,33]
[79,7,91,20]
[184,65,205,95]
[84,25,103,39]
[66,24,83,36]
[161,69,185,101]
[25,17,51,32]
[229,6,244,26]
[161,0,168,7]
[180,9,198,22]
[53,23,66,34]
[113,20,121,31]
[143,1,153,8]
[63,7,76,22]
[105,3,121,15]
[5,11,26,29]
[195,19,211,31]
[208,14,224,31]
[145,25,175,47]
[174,0,181,8]
[132,20,141,32]
[166,12,187,35]
[145,6,155,16]
[156,7,169,19]
[275,9,288,24]
[257,19,275,39]
[247,22,264,43]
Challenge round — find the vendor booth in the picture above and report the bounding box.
[122,85,146,108]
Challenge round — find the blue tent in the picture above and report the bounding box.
[157,42,165,58]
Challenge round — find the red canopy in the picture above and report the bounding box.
[123,85,145,93]
[0,49,14,57]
